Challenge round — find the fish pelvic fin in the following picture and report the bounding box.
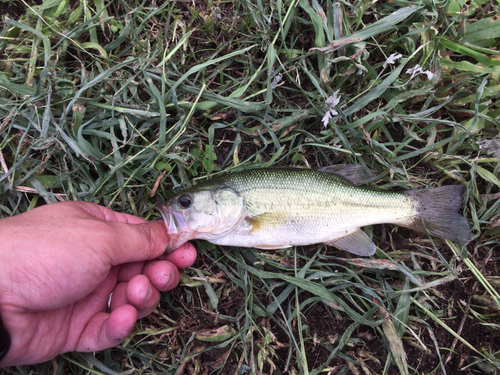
[325,229,377,256]
[404,185,471,243]
[253,244,293,250]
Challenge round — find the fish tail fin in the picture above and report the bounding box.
[403,185,471,243]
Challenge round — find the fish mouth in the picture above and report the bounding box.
[156,203,193,253]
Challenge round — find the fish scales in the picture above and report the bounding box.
[157,167,470,256]
[210,169,416,246]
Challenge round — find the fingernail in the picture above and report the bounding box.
[146,283,153,301]
[163,264,175,290]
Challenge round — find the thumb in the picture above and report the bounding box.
[106,220,170,265]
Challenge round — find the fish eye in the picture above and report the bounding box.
[178,194,193,209]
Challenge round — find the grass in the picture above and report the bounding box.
[1,0,500,374]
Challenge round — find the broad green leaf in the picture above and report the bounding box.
[462,16,500,44]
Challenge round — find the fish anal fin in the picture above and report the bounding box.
[247,212,289,233]
[318,165,377,186]
[325,229,376,256]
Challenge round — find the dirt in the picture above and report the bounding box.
[0,2,26,20]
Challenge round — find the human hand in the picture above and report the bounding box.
[0,201,197,366]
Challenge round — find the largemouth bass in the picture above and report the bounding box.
[157,166,470,256]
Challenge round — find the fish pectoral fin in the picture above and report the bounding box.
[247,211,289,233]
[253,244,293,250]
[325,229,376,256]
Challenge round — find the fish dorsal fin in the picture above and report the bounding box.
[247,211,289,232]
[325,229,376,256]
[318,165,377,186]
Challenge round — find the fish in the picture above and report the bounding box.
[157,165,471,256]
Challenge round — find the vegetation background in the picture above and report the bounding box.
[1,0,499,374]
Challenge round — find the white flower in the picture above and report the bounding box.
[271,73,282,89]
[406,65,422,78]
[383,53,402,67]
[406,64,434,80]
[322,110,337,127]
[326,90,341,107]
[322,90,340,127]
[422,70,434,80]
